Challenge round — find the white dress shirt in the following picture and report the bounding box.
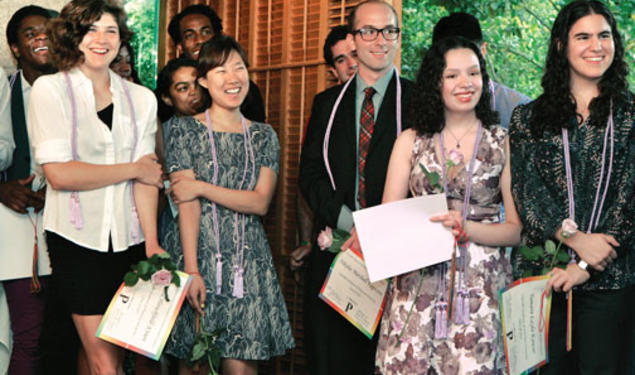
[0,67,14,171]
[27,68,157,252]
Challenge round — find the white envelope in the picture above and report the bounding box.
[353,194,454,282]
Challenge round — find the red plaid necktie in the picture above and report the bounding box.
[358,87,376,208]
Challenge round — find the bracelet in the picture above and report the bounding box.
[300,240,311,247]
[186,271,201,276]
[577,261,588,270]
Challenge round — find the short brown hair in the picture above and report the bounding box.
[197,34,249,78]
[48,0,132,71]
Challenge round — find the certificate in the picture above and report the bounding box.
[319,249,388,338]
[353,194,454,282]
[96,271,192,360]
[500,276,551,375]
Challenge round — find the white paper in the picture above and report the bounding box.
[96,271,191,360]
[500,276,550,375]
[319,250,388,338]
[353,194,453,282]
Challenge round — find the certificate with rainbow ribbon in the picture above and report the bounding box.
[96,271,191,360]
[319,249,388,338]
[500,275,551,375]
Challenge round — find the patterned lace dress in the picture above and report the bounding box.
[162,116,294,360]
[375,126,512,375]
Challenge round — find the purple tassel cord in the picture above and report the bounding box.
[434,302,448,339]
[215,256,222,295]
[232,266,244,298]
[69,192,84,229]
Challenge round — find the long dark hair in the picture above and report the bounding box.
[410,36,498,136]
[529,0,629,136]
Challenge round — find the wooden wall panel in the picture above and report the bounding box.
[160,1,401,373]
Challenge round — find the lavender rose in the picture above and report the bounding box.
[317,227,334,250]
[151,269,173,286]
[561,218,578,238]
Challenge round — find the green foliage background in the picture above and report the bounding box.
[124,0,159,89]
[401,0,634,99]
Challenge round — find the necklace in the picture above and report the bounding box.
[444,122,476,149]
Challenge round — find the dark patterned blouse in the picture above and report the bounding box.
[509,92,634,290]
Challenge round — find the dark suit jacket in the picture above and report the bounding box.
[300,73,414,236]
[298,72,414,375]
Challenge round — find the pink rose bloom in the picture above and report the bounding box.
[317,227,333,250]
[151,269,173,286]
[561,218,578,238]
[448,149,464,165]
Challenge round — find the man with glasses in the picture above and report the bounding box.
[299,1,413,374]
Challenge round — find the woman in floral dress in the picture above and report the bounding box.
[375,37,522,374]
[162,35,294,375]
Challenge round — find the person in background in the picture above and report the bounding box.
[167,4,266,123]
[162,34,294,375]
[110,41,140,84]
[290,24,357,271]
[375,36,521,374]
[509,1,633,374]
[1,6,56,375]
[299,1,414,373]
[432,12,530,128]
[28,1,164,374]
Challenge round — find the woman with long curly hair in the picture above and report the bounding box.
[28,0,164,373]
[375,36,521,374]
[509,1,633,374]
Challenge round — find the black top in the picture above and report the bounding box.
[98,103,114,129]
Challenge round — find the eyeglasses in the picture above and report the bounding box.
[352,27,401,41]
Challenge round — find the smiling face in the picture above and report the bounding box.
[178,13,214,60]
[110,45,132,80]
[566,13,614,87]
[441,48,483,116]
[199,50,249,111]
[11,14,52,71]
[78,12,121,72]
[162,66,202,116]
[347,2,399,80]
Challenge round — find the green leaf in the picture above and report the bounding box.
[545,240,556,255]
[332,228,350,240]
[164,286,170,302]
[123,271,139,286]
[157,252,171,260]
[190,341,207,362]
[172,271,181,287]
[530,246,544,258]
[556,251,571,264]
[137,260,151,275]
[541,267,552,275]
[519,245,539,261]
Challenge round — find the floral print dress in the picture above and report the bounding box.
[375,126,512,375]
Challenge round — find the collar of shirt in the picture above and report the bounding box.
[355,68,394,120]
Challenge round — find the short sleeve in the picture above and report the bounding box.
[254,123,279,174]
[165,116,194,174]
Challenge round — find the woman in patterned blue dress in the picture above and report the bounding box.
[163,35,294,375]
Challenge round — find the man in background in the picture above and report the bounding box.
[290,24,357,271]
[167,4,266,123]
